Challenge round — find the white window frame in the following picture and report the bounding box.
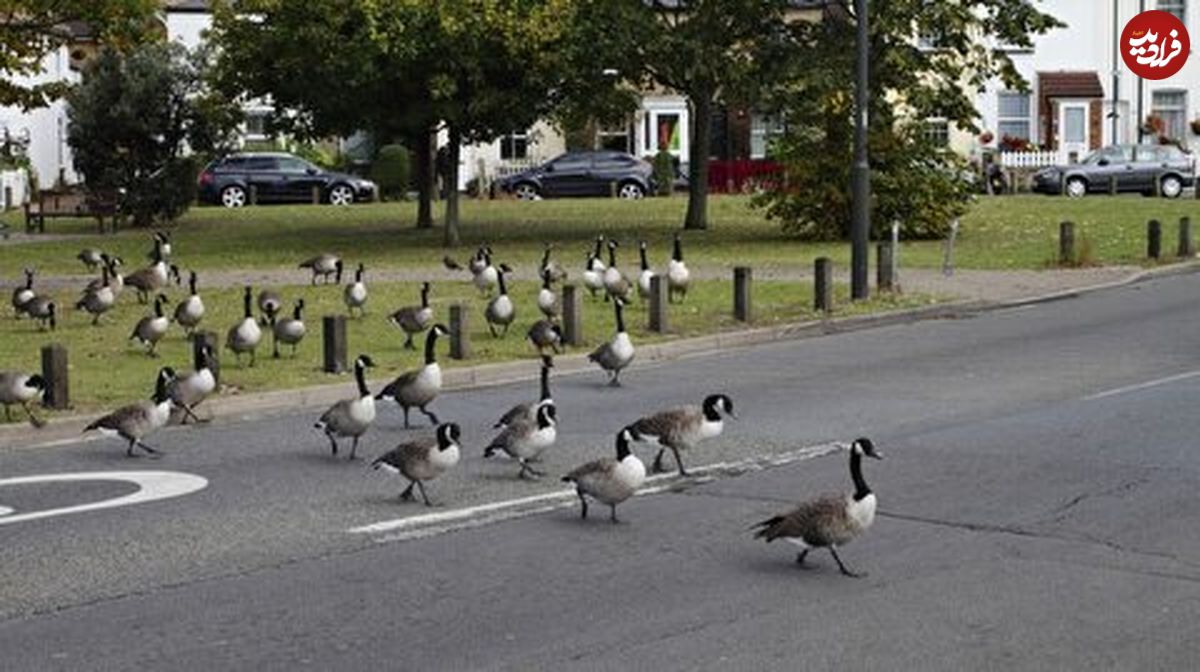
[1151,89,1188,141]
[996,90,1032,141]
[749,113,785,159]
[923,118,950,147]
[243,110,269,141]
[1158,0,1186,22]
[499,129,529,161]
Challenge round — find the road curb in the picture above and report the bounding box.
[3,261,1195,451]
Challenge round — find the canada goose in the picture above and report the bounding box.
[77,248,104,271]
[273,299,307,357]
[485,266,515,337]
[588,299,634,386]
[86,255,124,296]
[582,253,605,298]
[25,297,55,331]
[314,354,377,459]
[637,240,654,299]
[77,264,116,325]
[527,319,562,354]
[150,230,172,259]
[377,324,448,428]
[168,343,216,424]
[472,248,499,296]
[257,288,282,327]
[11,268,34,317]
[84,367,175,457]
[484,403,558,479]
[752,438,883,577]
[343,263,368,317]
[667,233,690,303]
[130,293,170,356]
[125,248,175,304]
[388,282,433,350]
[562,427,646,523]
[442,255,463,271]
[494,354,554,428]
[603,240,633,303]
[630,394,736,476]
[0,371,46,427]
[589,235,607,273]
[537,270,559,318]
[226,286,263,366]
[371,422,462,506]
[173,271,205,336]
[540,243,567,282]
[299,253,343,285]
[467,244,491,275]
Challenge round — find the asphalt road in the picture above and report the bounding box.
[1,271,1199,670]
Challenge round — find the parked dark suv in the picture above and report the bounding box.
[199,152,378,207]
[496,151,656,200]
[1033,144,1195,198]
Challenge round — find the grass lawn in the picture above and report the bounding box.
[1,193,1197,278]
[0,277,934,418]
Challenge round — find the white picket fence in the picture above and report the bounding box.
[999,150,1064,169]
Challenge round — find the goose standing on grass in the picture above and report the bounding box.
[442,255,463,271]
[371,422,462,506]
[299,253,343,285]
[87,255,124,297]
[314,354,377,459]
[0,371,46,427]
[582,253,605,299]
[667,233,690,303]
[637,240,654,300]
[227,286,263,367]
[563,427,646,523]
[344,263,369,317]
[388,282,433,350]
[540,243,567,282]
[25,297,55,331]
[152,230,172,259]
[77,248,104,272]
[588,298,634,386]
[484,403,558,479]
[527,319,562,354]
[84,367,175,458]
[485,265,515,337]
[630,393,736,476]
[472,248,499,296]
[257,288,282,327]
[494,354,555,428]
[537,270,559,318]
[467,244,490,276]
[11,268,35,318]
[603,240,633,303]
[130,293,171,356]
[752,438,883,578]
[589,235,607,274]
[273,299,307,357]
[77,265,116,325]
[174,271,205,336]
[377,324,448,428]
[125,244,175,304]
[168,343,216,424]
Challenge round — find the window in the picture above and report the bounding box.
[499,130,528,160]
[750,114,785,159]
[1152,90,1188,141]
[598,123,631,153]
[276,157,312,173]
[548,153,591,172]
[997,91,1031,140]
[244,111,268,140]
[924,118,949,147]
[1158,0,1186,22]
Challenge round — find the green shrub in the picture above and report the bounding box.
[372,144,412,200]
[652,150,675,197]
[292,142,336,169]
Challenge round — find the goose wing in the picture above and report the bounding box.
[752,494,849,546]
[563,457,617,487]
[630,407,698,446]
[495,401,532,428]
[372,438,435,472]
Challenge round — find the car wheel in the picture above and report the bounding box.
[1065,177,1087,198]
[1160,175,1183,199]
[617,182,645,200]
[328,184,355,206]
[513,183,540,200]
[221,185,247,208]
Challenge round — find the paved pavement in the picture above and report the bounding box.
[0,270,1198,669]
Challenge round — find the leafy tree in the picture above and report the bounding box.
[67,42,240,227]
[1,0,157,110]
[755,1,1063,240]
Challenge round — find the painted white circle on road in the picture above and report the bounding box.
[0,471,208,526]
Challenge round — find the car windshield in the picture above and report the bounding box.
[1083,147,1130,164]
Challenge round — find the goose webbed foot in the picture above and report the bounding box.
[400,482,416,502]
[829,547,864,578]
[671,447,688,476]
[794,549,812,567]
[416,481,432,506]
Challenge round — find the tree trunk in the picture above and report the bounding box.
[684,92,714,231]
[414,128,434,229]
[443,126,462,248]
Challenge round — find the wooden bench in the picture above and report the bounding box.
[24,188,120,234]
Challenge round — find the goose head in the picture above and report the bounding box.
[703,393,737,420]
[437,422,462,450]
[25,374,47,392]
[354,354,377,369]
[851,437,883,460]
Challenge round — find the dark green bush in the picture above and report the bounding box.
[652,149,675,197]
[372,144,411,200]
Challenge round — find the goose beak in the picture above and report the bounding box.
[870,451,884,460]
[729,411,739,420]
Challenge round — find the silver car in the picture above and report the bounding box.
[1033,144,1195,198]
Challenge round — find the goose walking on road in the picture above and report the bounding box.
[168,344,217,424]
[314,354,377,459]
[752,438,884,578]
[174,271,205,336]
[484,403,558,480]
[85,368,175,457]
[273,299,307,357]
[630,394,736,476]
[667,233,690,303]
[588,299,634,386]
[377,325,448,428]
[130,294,170,356]
[388,282,433,350]
[371,422,462,506]
[494,355,554,428]
[299,254,343,285]
[563,427,646,523]
[485,266,515,337]
[227,286,263,367]
[344,263,369,317]
[0,371,46,427]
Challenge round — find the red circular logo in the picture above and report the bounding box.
[1122,10,1190,80]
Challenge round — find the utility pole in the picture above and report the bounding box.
[851,0,870,300]
[1137,0,1145,143]
[1111,0,1120,144]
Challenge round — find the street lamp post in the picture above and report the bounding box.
[851,0,870,300]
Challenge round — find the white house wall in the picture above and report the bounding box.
[0,48,80,188]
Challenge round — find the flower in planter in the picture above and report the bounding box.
[978,130,994,145]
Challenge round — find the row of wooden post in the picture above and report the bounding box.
[1060,216,1194,265]
[240,186,324,206]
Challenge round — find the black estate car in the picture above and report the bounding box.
[496,151,656,200]
[1033,144,1195,198]
[199,153,378,207]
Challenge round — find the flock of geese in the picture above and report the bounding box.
[2,231,883,577]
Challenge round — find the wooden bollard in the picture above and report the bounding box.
[876,242,894,292]
[1059,221,1075,266]
[40,343,69,410]
[1108,175,1118,196]
[733,267,752,322]
[648,274,668,333]
[1179,216,1194,258]
[323,315,348,374]
[449,304,470,360]
[814,257,832,313]
[1148,219,1162,260]
[562,284,582,346]
[191,330,220,387]
[248,184,258,206]
[311,185,321,205]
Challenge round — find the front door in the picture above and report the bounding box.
[1058,102,1090,164]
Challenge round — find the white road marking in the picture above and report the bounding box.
[1084,369,1200,401]
[0,471,208,526]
